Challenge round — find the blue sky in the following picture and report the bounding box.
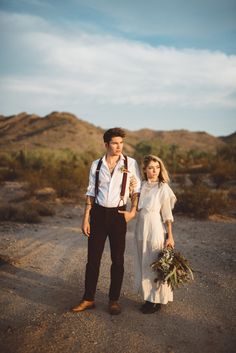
[0,0,236,136]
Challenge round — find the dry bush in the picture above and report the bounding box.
[47,160,88,198]
[0,152,21,181]
[0,200,55,223]
[0,149,92,199]
[175,185,228,219]
[0,203,41,223]
[15,205,42,223]
[188,174,203,186]
[211,160,235,188]
[0,203,18,221]
[24,201,55,217]
[0,198,56,223]
[228,188,236,201]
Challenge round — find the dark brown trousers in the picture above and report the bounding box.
[83,203,127,301]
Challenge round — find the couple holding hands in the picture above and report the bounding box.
[72,127,176,315]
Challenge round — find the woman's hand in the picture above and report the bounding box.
[165,221,175,248]
[165,237,175,248]
[129,175,137,195]
[118,210,136,223]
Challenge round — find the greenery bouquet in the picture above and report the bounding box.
[150,246,194,290]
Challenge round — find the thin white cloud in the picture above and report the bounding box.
[1,10,236,113]
[0,10,50,31]
[74,0,236,38]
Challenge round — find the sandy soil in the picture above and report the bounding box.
[0,204,236,353]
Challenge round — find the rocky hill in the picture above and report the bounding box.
[0,112,229,155]
[0,112,104,154]
[126,128,226,152]
[220,131,236,145]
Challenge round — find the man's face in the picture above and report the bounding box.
[105,136,124,156]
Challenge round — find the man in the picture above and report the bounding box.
[72,127,141,315]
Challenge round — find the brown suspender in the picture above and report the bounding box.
[94,156,128,206]
[119,155,128,206]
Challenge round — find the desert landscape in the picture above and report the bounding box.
[0,112,236,353]
[0,200,235,353]
[1,0,236,350]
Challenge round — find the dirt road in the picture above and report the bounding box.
[0,204,235,353]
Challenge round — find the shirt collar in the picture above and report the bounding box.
[102,153,125,163]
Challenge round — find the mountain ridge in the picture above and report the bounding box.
[0,111,231,155]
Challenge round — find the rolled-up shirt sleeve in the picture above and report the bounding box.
[86,161,97,197]
[132,160,142,194]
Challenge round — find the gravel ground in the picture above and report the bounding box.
[0,204,236,353]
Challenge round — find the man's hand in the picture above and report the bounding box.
[81,196,94,237]
[82,219,90,237]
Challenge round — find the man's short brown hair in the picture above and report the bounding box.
[103,127,126,143]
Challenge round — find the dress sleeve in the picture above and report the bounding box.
[160,184,177,222]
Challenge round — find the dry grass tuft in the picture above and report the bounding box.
[0,201,55,223]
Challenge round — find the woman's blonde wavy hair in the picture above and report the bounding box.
[142,155,170,183]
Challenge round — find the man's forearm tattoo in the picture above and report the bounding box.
[131,193,139,209]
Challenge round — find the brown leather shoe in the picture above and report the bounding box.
[71,300,95,313]
[108,300,121,315]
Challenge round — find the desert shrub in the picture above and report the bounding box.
[175,185,228,219]
[188,174,204,186]
[210,160,235,188]
[23,170,46,193]
[134,142,217,175]
[133,141,183,173]
[45,156,89,197]
[0,203,18,221]
[24,201,55,217]
[172,174,186,185]
[216,144,236,162]
[0,162,21,182]
[0,152,22,180]
[228,188,236,201]
[0,149,93,199]
[15,205,42,223]
[0,203,41,223]
[183,150,212,172]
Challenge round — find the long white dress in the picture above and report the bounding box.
[134,181,177,304]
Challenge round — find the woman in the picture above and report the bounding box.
[134,155,177,314]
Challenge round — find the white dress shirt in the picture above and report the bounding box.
[86,154,142,207]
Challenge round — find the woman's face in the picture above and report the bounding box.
[145,160,161,182]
